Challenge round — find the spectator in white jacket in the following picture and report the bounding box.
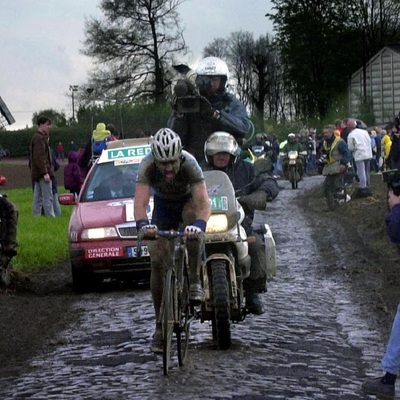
[346,118,373,197]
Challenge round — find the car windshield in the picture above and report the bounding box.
[80,161,139,202]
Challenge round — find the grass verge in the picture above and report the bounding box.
[7,188,72,272]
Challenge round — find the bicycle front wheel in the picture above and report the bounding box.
[163,268,176,375]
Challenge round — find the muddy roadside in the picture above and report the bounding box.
[298,173,400,335]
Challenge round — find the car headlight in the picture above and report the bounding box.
[206,214,228,233]
[81,227,119,240]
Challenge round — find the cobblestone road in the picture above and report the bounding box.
[0,176,390,399]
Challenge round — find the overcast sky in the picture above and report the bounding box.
[1,0,274,130]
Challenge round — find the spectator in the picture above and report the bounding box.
[346,118,373,197]
[270,135,280,177]
[334,119,343,137]
[382,129,392,172]
[387,128,400,170]
[69,141,77,152]
[340,118,351,143]
[107,124,119,140]
[362,170,400,398]
[50,147,61,217]
[306,132,317,174]
[29,116,55,217]
[64,151,82,197]
[319,124,352,210]
[369,130,379,173]
[77,142,91,180]
[56,141,65,162]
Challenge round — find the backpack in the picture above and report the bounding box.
[92,136,111,156]
[92,123,111,157]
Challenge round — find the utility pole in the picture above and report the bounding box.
[69,85,79,122]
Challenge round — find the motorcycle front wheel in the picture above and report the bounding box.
[211,260,231,350]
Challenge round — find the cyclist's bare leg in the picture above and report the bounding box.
[183,201,204,302]
[148,237,170,351]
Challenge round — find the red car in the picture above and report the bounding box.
[59,138,153,292]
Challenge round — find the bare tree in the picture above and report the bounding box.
[82,0,188,105]
[203,38,230,60]
[204,31,283,128]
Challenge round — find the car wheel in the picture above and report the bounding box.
[71,262,94,293]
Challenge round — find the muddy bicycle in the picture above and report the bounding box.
[137,228,196,375]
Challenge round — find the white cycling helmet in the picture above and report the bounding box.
[204,131,238,165]
[151,128,182,162]
[195,57,229,91]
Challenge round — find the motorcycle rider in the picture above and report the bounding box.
[202,132,279,315]
[319,124,352,210]
[280,133,307,178]
[134,128,211,353]
[167,56,252,160]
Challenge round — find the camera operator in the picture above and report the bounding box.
[167,56,252,160]
[362,169,400,397]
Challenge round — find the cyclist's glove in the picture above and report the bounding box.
[184,219,206,239]
[137,219,158,238]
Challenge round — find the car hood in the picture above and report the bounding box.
[75,199,153,229]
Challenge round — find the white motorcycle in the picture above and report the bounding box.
[200,170,276,349]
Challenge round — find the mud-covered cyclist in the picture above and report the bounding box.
[134,128,211,353]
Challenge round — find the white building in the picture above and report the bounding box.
[348,44,400,125]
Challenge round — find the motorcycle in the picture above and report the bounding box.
[200,170,251,349]
[200,170,276,349]
[250,145,266,161]
[286,150,302,189]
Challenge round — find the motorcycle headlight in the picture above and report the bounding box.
[206,214,228,233]
[81,227,118,240]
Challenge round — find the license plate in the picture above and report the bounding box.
[209,195,228,211]
[127,246,149,258]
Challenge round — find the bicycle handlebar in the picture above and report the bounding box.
[136,228,205,259]
[136,229,186,259]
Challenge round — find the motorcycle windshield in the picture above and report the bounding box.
[204,170,237,216]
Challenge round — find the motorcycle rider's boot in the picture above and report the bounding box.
[189,282,204,305]
[246,293,265,315]
[150,323,163,354]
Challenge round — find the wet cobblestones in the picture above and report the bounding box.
[0,176,390,399]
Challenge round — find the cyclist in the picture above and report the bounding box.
[134,128,211,353]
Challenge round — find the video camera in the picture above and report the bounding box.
[316,153,328,166]
[173,79,201,114]
[382,169,400,196]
